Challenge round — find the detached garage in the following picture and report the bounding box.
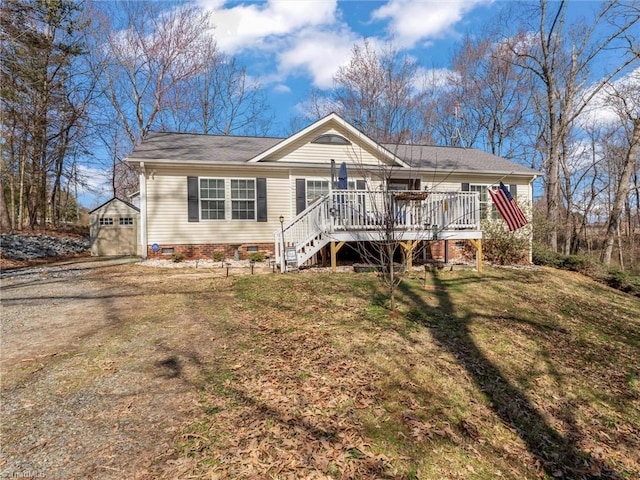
[89,198,140,256]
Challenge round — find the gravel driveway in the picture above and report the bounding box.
[1,257,140,366]
[0,257,205,479]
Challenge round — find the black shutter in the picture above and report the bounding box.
[256,178,267,222]
[187,176,199,222]
[356,180,366,190]
[509,184,517,199]
[296,178,306,214]
[461,183,470,192]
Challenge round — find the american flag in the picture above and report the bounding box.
[488,182,528,231]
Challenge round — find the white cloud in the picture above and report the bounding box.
[578,67,640,130]
[196,1,490,93]
[273,83,292,94]
[371,0,491,48]
[197,0,357,90]
[278,28,359,89]
[200,0,338,54]
[76,164,112,209]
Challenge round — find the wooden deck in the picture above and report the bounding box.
[275,190,483,272]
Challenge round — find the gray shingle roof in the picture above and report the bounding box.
[127,132,283,163]
[127,132,539,176]
[384,144,539,175]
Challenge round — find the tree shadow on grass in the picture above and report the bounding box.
[398,271,623,480]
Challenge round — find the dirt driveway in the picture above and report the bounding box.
[1,257,141,366]
[1,258,243,479]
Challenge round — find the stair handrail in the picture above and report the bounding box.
[274,194,332,270]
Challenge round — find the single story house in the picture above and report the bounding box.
[126,113,539,270]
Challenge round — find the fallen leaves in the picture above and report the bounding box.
[199,329,392,478]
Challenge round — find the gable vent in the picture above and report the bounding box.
[311,134,351,145]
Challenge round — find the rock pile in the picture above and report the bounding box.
[0,233,90,261]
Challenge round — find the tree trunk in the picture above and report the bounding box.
[602,118,640,267]
[0,180,11,231]
[388,242,396,312]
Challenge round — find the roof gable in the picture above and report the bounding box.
[89,197,140,215]
[248,113,409,168]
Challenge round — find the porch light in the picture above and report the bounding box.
[279,215,285,272]
[279,215,285,241]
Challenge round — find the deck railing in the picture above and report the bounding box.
[275,190,480,270]
[328,190,480,231]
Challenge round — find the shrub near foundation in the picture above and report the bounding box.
[248,252,266,262]
[481,219,530,264]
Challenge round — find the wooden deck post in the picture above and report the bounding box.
[320,246,327,267]
[468,239,483,273]
[330,241,345,273]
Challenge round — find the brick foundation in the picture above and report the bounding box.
[146,243,276,260]
[425,240,469,262]
[145,240,473,263]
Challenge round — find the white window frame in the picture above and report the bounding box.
[231,178,256,220]
[119,217,134,226]
[306,179,356,207]
[470,184,505,220]
[306,179,330,206]
[200,178,225,220]
[99,217,114,226]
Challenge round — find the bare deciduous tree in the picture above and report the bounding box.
[89,1,212,146]
[87,1,273,198]
[305,40,426,143]
[601,75,640,268]
[509,0,639,252]
[426,28,538,171]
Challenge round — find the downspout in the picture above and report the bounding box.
[140,162,147,258]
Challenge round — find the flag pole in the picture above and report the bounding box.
[489,171,515,189]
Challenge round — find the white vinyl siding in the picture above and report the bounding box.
[146,169,290,245]
[143,168,533,247]
[200,178,225,220]
[231,179,256,220]
[421,176,532,203]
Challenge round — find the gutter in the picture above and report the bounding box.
[125,158,540,178]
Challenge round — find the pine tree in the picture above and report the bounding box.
[1,0,88,229]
